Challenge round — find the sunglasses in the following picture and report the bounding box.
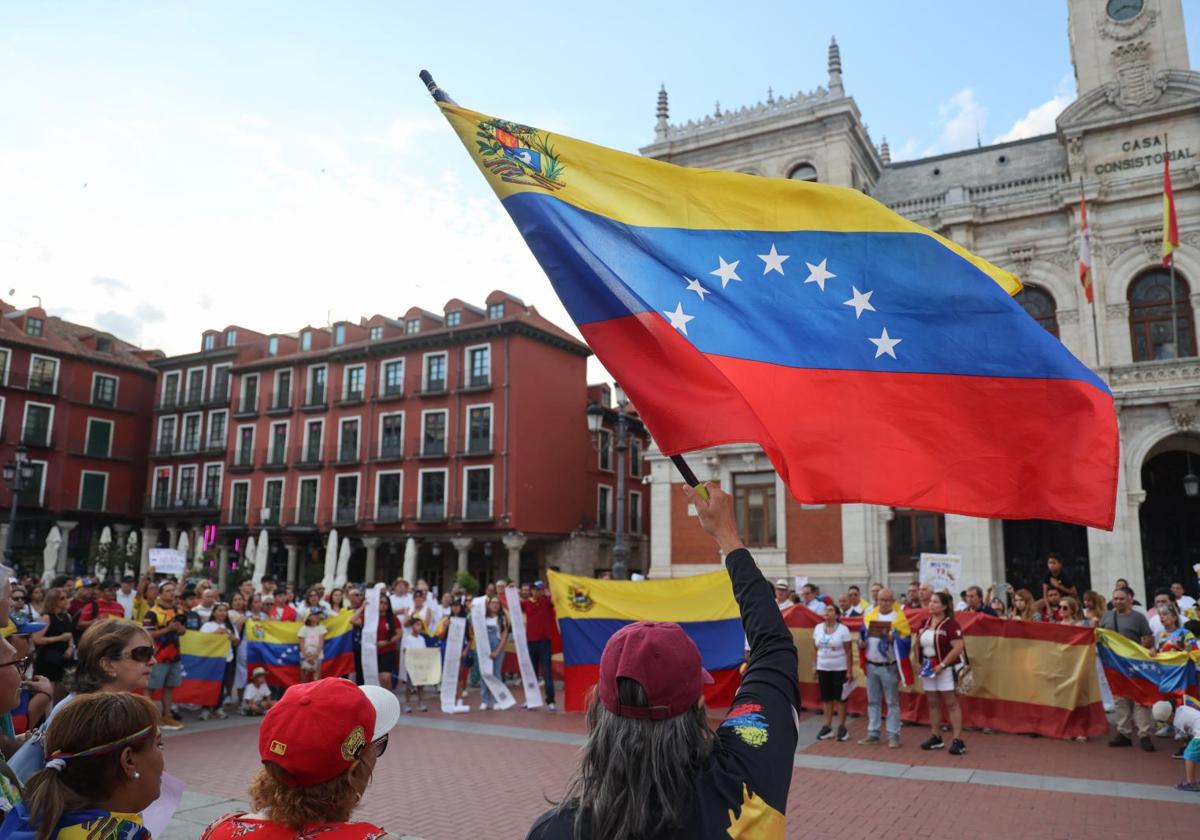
[353,734,389,759]
[0,657,31,673]
[126,646,156,663]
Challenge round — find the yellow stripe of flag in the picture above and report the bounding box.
[548,570,739,623]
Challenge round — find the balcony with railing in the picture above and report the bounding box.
[372,441,404,462]
[335,444,361,465]
[287,505,320,530]
[19,424,53,449]
[371,502,402,524]
[146,495,221,516]
[262,444,290,471]
[301,385,327,412]
[418,439,446,459]
[463,498,493,521]
[265,395,293,416]
[294,443,325,469]
[333,504,358,525]
[338,387,365,407]
[228,449,256,473]
[458,372,492,393]
[458,436,493,457]
[373,381,405,403]
[224,505,250,526]
[416,500,447,523]
[232,398,259,419]
[415,378,447,397]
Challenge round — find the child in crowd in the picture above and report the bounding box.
[401,617,429,713]
[297,608,327,683]
[242,667,274,715]
[1154,699,1200,791]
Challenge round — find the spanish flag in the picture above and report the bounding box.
[429,79,1118,530]
[1163,154,1180,267]
[547,570,744,713]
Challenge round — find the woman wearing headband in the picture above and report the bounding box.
[10,621,156,784]
[0,692,163,839]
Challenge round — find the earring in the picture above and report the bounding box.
[133,771,141,779]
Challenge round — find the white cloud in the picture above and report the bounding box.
[993,74,1075,144]
[934,88,987,152]
[891,137,922,163]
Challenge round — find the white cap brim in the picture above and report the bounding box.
[359,684,401,742]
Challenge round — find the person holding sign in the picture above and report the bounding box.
[401,618,430,713]
[812,604,852,742]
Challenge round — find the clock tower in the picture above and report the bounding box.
[1067,0,1190,102]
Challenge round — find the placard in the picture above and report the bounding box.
[403,647,442,687]
[148,548,185,576]
[919,553,962,596]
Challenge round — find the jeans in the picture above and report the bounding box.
[527,639,555,705]
[866,662,900,738]
[481,625,504,705]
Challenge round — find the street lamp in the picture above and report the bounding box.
[1184,449,1199,498]
[3,443,35,567]
[586,385,643,580]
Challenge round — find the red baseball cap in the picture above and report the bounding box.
[598,621,713,720]
[259,678,400,786]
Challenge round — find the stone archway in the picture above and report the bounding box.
[1139,435,1200,595]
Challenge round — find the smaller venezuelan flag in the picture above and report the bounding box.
[151,631,229,707]
[548,570,744,712]
[244,611,355,687]
[1096,628,1199,706]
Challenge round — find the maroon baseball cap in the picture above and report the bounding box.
[598,621,713,720]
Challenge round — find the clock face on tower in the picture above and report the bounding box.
[1106,0,1144,21]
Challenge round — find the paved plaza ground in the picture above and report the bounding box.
[161,687,1200,840]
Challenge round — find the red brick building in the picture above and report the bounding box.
[142,291,649,591]
[0,302,160,574]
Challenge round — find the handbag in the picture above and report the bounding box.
[952,644,976,694]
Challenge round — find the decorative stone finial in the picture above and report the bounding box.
[714,100,722,118]
[654,84,670,141]
[828,36,843,95]
[880,137,891,165]
[767,86,775,105]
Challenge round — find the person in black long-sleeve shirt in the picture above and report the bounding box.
[527,481,799,840]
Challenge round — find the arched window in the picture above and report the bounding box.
[1128,269,1196,361]
[1014,285,1059,337]
[788,163,818,182]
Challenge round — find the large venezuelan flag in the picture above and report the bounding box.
[1096,628,1199,706]
[548,570,744,713]
[432,89,1118,528]
[244,612,355,688]
[787,607,1108,739]
[149,631,230,707]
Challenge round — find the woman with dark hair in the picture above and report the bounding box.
[350,594,401,690]
[478,597,510,711]
[30,591,74,701]
[11,619,156,784]
[527,483,798,840]
[199,604,239,721]
[328,589,346,614]
[812,603,852,742]
[434,600,473,713]
[201,679,401,839]
[0,692,164,839]
[916,591,966,756]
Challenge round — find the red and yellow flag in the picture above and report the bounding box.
[1163,155,1180,267]
[1078,194,1094,304]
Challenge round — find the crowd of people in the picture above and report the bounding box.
[0,525,1193,835]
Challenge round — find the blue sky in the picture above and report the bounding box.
[2,1,1197,360]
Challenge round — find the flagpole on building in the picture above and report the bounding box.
[1165,133,1179,359]
[1079,177,1102,368]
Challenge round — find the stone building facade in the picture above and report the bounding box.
[641,0,1199,602]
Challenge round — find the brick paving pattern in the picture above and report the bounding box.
[161,688,1200,840]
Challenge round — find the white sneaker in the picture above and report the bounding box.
[478,703,491,711]
[453,703,470,713]
[547,702,556,711]
[198,710,211,721]
[214,708,227,720]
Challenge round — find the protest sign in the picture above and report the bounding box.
[919,553,962,595]
[403,648,442,687]
[149,548,185,576]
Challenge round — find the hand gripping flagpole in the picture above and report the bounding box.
[420,70,711,503]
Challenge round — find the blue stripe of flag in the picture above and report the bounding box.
[558,617,744,670]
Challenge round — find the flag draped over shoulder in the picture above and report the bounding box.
[244,611,355,687]
[433,95,1118,529]
[1096,628,1199,706]
[859,606,913,686]
[547,570,743,712]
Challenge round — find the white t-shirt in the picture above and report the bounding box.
[1177,595,1196,612]
[920,628,936,659]
[298,624,328,659]
[401,632,427,651]
[1172,704,1200,738]
[116,589,136,619]
[243,682,271,705]
[813,622,851,671]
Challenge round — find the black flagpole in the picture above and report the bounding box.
[420,69,710,501]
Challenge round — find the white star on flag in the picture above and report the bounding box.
[664,302,695,335]
[843,286,876,319]
[803,258,836,291]
[710,256,742,288]
[684,276,710,301]
[869,328,902,359]
[757,244,789,275]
